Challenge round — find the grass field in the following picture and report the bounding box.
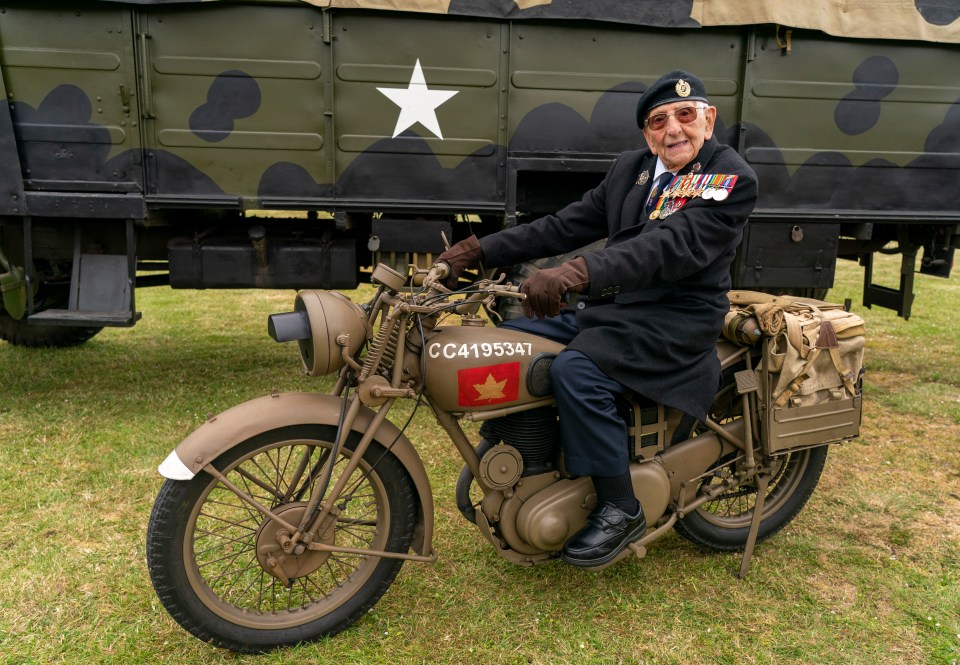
[1,254,957,664]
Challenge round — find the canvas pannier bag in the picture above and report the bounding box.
[726,291,865,453]
[768,305,865,408]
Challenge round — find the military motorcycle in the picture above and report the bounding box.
[146,262,863,653]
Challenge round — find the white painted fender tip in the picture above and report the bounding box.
[158,450,196,480]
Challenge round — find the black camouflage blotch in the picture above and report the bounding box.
[258,163,334,200]
[748,97,960,212]
[915,0,960,25]
[11,84,139,186]
[510,82,647,155]
[336,133,498,201]
[189,70,261,143]
[149,151,225,196]
[12,84,225,196]
[924,96,960,152]
[835,56,899,136]
[448,0,699,28]
[259,133,497,203]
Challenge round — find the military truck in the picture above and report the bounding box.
[0,0,957,347]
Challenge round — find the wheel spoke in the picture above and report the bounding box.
[282,445,317,502]
[293,448,332,502]
[693,447,815,529]
[203,453,378,602]
[235,465,287,504]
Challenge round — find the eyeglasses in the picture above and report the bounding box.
[644,106,701,131]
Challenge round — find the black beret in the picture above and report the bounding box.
[636,70,709,128]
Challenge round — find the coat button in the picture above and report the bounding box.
[576,301,585,310]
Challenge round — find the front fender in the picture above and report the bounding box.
[157,392,434,557]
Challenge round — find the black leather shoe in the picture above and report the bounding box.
[561,501,647,568]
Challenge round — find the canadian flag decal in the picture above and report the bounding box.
[457,362,520,407]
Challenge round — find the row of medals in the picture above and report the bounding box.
[647,173,735,220]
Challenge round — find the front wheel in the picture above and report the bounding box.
[146,424,417,653]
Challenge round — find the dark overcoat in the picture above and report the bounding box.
[480,136,758,420]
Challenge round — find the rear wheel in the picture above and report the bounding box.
[146,425,417,653]
[673,446,828,550]
[673,370,829,551]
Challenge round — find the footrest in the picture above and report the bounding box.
[28,309,142,327]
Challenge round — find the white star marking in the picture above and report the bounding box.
[377,59,459,140]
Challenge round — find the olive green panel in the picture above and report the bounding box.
[0,3,141,191]
[743,30,960,167]
[331,13,501,177]
[0,40,26,215]
[142,2,328,200]
[507,24,745,154]
[742,27,960,214]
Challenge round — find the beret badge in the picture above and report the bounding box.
[676,79,691,97]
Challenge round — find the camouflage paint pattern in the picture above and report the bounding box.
[0,0,957,321]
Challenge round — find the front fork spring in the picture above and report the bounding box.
[358,316,400,383]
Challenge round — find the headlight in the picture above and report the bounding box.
[268,290,369,376]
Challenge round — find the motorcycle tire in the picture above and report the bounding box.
[673,445,828,551]
[673,370,829,551]
[146,424,417,653]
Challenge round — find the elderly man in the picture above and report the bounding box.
[437,70,758,568]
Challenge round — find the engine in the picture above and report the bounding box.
[479,406,558,476]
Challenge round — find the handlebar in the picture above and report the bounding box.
[423,264,522,296]
[420,262,450,291]
[413,262,524,319]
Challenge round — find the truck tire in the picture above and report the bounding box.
[0,313,102,347]
[0,285,102,347]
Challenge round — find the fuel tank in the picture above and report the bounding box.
[423,325,564,413]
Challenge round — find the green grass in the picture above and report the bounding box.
[1,254,958,664]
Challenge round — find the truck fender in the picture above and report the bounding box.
[157,391,434,557]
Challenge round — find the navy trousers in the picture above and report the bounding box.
[502,310,630,477]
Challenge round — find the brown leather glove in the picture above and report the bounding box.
[520,257,590,318]
[435,235,483,289]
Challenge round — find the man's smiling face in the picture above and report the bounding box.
[642,101,717,172]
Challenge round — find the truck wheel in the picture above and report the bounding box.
[0,285,102,347]
[146,424,418,653]
[673,372,829,550]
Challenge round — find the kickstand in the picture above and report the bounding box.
[737,473,770,579]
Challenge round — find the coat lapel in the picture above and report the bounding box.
[621,154,658,233]
[608,153,656,237]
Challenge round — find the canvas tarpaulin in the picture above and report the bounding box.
[92,0,960,43]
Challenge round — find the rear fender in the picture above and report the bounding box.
[157,392,434,557]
